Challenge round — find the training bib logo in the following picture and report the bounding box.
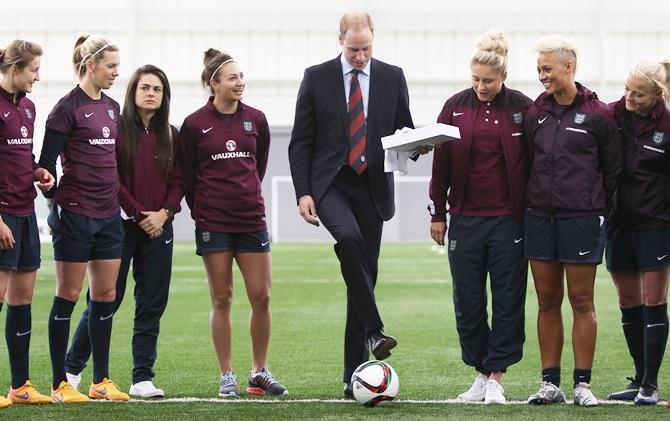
[226,140,237,151]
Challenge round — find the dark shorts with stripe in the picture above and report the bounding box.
[606,226,670,272]
[525,214,606,264]
[195,229,270,255]
[0,212,40,271]
[47,204,123,262]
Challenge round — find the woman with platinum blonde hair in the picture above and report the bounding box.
[605,58,670,406]
[523,35,622,407]
[429,30,532,405]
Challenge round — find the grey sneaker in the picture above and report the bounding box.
[247,368,288,396]
[573,382,598,406]
[634,385,659,405]
[528,381,566,404]
[219,371,240,398]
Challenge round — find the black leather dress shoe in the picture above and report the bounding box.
[368,330,397,360]
[343,382,354,399]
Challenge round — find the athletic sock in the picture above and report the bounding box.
[573,368,592,388]
[621,305,645,382]
[6,304,32,388]
[49,296,76,389]
[89,300,115,384]
[642,303,669,387]
[0,302,3,312]
[542,367,561,388]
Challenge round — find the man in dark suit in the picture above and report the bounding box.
[288,11,414,398]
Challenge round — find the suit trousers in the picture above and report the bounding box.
[65,221,173,383]
[318,166,385,383]
[448,215,527,373]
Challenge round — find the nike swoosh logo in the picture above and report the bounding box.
[85,112,95,118]
[16,330,32,337]
[579,250,591,256]
[15,393,29,400]
[202,127,213,134]
[514,237,523,244]
[165,238,173,244]
[53,315,70,321]
[3,112,10,117]
[658,254,668,261]
[538,116,547,124]
[621,322,632,326]
[95,388,107,396]
[99,313,114,321]
[647,323,667,328]
[452,112,464,116]
[261,241,269,246]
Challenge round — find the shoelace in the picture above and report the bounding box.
[254,369,278,387]
[220,372,237,387]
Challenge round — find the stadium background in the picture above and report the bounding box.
[2,0,669,242]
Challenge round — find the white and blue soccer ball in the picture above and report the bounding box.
[350,360,399,407]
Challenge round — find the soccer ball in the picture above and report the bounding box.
[350,360,399,407]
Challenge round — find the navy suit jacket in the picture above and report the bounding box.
[289,55,414,222]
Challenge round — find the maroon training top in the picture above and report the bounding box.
[117,125,183,220]
[177,99,270,233]
[0,87,39,216]
[45,86,121,218]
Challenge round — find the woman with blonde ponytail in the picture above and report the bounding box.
[605,58,670,406]
[429,30,532,404]
[37,34,128,403]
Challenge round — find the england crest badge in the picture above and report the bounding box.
[107,109,115,120]
[574,113,586,124]
[513,112,523,124]
[653,131,664,144]
[24,108,33,120]
[243,121,253,132]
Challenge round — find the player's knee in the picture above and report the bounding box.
[569,293,594,314]
[537,292,562,312]
[249,292,271,312]
[211,291,233,312]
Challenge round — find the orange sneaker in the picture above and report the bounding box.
[8,380,52,405]
[0,395,11,408]
[88,378,129,401]
[51,381,89,403]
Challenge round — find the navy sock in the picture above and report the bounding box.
[573,368,592,388]
[6,304,32,388]
[542,367,561,387]
[621,305,645,383]
[48,296,76,389]
[642,304,669,388]
[89,300,115,384]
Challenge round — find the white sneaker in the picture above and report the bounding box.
[457,373,488,401]
[484,379,506,404]
[66,372,81,391]
[573,382,598,406]
[129,381,165,398]
[528,381,566,404]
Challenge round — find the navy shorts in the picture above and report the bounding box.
[195,229,270,255]
[47,204,123,262]
[606,227,670,272]
[525,214,606,264]
[0,212,40,271]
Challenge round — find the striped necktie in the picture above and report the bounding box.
[347,69,367,175]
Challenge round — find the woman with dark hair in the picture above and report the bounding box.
[176,49,287,398]
[38,34,128,403]
[0,39,54,407]
[64,65,181,399]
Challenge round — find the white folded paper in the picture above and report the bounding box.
[381,123,460,152]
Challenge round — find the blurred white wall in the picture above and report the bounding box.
[3,0,670,241]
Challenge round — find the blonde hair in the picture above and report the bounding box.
[471,30,509,76]
[0,40,43,75]
[534,35,578,74]
[72,34,119,79]
[339,11,374,37]
[629,59,670,109]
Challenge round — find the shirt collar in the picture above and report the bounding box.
[340,54,371,77]
[0,85,26,104]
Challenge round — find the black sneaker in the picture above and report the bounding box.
[607,377,641,401]
[247,368,288,396]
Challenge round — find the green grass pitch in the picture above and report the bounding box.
[1,243,668,419]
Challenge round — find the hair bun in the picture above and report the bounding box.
[475,30,508,57]
[203,48,222,65]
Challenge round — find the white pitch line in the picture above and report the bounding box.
[86,397,653,405]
